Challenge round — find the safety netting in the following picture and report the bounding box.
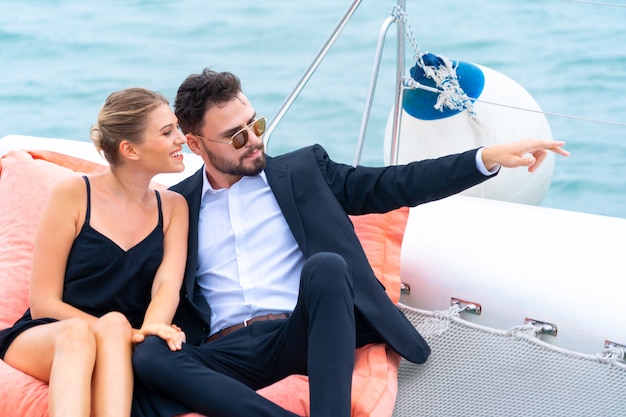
[394,304,626,417]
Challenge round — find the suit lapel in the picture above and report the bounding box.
[264,158,308,256]
[182,169,204,298]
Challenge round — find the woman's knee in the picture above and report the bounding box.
[55,318,96,351]
[93,311,132,341]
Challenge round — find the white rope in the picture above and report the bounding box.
[597,345,626,362]
[390,5,421,62]
[432,305,462,319]
[506,323,543,339]
[392,6,488,134]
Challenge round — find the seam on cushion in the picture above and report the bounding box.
[381,207,409,304]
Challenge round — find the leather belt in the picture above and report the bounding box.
[206,313,291,343]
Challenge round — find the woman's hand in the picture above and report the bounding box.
[133,323,186,351]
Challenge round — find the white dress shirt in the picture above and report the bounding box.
[196,171,305,335]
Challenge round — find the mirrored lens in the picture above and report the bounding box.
[230,117,266,149]
[231,131,248,149]
[253,117,266,136]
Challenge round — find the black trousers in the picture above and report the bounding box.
[132,252,360,417]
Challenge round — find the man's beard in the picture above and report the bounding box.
[203,143,266,177]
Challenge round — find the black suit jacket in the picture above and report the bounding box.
[171,144,492,364]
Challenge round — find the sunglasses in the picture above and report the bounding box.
[195,116,266,150]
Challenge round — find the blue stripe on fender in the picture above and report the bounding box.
[403,60,485,120]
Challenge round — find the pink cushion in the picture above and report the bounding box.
[0,360,49,417]
[0,150,408,417]
[0,151,77,329]
[0,151,80,417]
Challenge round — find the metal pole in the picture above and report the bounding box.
[352,15,395,166]
[264,0,364,149]
[389,0,406,166]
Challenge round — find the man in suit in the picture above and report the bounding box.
[132,69,569,417]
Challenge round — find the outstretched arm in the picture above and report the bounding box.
[481,139,570,173]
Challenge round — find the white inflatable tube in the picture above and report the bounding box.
[400,195,626,355]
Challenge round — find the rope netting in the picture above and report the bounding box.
[393,304,626,416]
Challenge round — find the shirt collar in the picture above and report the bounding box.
[200,165,268,198]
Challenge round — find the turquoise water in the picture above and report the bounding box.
[1,0,625,218]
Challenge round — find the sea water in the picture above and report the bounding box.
[1,0,625,218]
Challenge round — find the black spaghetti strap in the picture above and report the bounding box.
[155,190,163,227]
[81,176,91,223]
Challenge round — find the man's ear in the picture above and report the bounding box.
[186,134,203,156]
[119,140,140,161]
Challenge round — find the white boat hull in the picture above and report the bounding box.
[400,194,626,355]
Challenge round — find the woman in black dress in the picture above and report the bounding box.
[0,88,189,416]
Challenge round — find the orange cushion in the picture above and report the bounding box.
[350,208,409,304]
[28,149,109,176]
[0,150,409,417]
[255,343,401,417]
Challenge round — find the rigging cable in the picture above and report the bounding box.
[404,80,626,129]
[563,0,626,8]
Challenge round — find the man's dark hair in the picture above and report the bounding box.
[174,68,242,135]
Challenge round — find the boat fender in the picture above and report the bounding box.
[384,52,555,205]
[403,52,485,121]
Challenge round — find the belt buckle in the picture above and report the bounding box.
[243,317,252,327]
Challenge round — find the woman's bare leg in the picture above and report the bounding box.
[4,319,96,417]
[91,312,133,417]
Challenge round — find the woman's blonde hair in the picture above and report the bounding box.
[90,88,169,165]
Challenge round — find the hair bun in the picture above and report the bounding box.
[89,124,103,151]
